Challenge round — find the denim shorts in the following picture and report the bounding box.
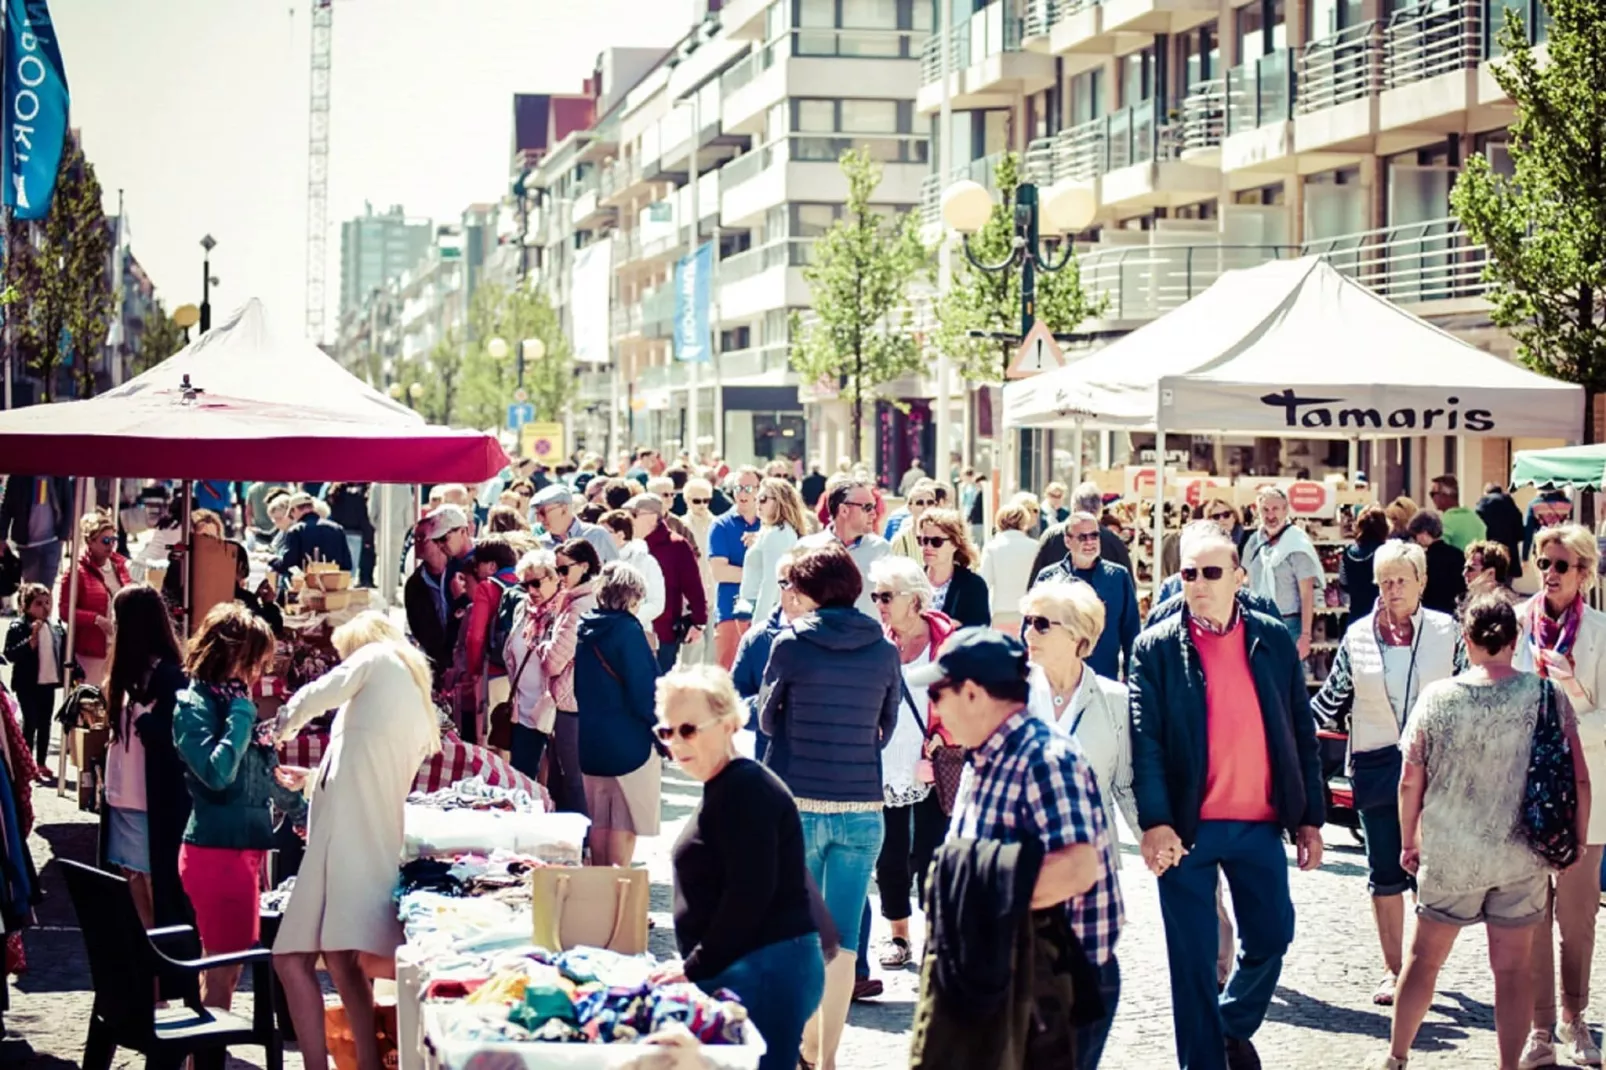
[106,805,150,874]
[798,809,885,951]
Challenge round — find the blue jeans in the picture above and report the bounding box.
[698,933,825,1070]
[1280,613,1303,647]
[1157,820,1294,1070]
[509,723,548,781]
[798,810,885,956]
[1075,955,1120,1070]
[655,640,681,673]
[1358,803,1415,897]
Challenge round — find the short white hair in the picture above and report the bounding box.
[657,665,745,730]
[1373,540,1426,581]
[869,555,934,610]
[1256,485,1290,505]
[1179,526,1241,567]
[515,548,557,581]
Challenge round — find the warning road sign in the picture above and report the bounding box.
[1007,320,1067,379]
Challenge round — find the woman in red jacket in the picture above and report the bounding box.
[61,512,131,687]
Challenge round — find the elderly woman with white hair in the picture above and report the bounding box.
[501,549,565,779]
[1311,539,1465,1008]
[1516,524,1606,1069]
[863,555,957,969]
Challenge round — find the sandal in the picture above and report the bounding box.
[1373,974,1397,1006]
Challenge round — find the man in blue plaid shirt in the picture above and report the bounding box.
[913,628,1123,1069]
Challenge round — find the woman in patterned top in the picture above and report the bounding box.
[1379,594,1590,1070]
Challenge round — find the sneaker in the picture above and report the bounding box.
[1224,1036,1261,1070]
[1520,1029,1557,1070]
[851,978,883,1001]
[1559,1020,1602,1067]
[878,937,912,969]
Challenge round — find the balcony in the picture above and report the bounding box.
[719,239,815,322]
[610,302,643,341]
[1293,23,1381,156]
[1379,1,1489,152]
[916,1,1056,115]
[1099,0,1217,40]
[1077,241,1299,323]
[1179,78,1226,163]
[1304,216,1490,307]
[642,286,675,340]
[720,134,929,227]
[1048,0,1117,64]
[1221,50,1296,181]
[598,158,647,208]
[1095,104,1219,212]
[719,0,769,41]
[725,29,926,134]
[718,342,796,386]
[1023,0,1058,44]
[614,228,643,267]
[576,369,613,404]
[571,179,614,231]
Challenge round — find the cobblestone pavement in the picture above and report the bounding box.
[2,753,1598,1069]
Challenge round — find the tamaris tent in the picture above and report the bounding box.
[1006,256,1584,440]
[0,298,508,482]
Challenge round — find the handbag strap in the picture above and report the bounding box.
[593,644,621,683]
[899,679,932,741]
[607,877,631,949]
[507,630,540,695]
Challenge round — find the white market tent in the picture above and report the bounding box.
[1006,255,1584,439]
[1003,255,1586,596]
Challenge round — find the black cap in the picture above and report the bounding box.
[906,627,1030,691]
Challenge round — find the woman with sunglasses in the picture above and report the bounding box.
[888,479,941,561]
[918,507,990,629]
[1514,524,1606,1069]
[653,666,825,1070]
[63,511,131,687]
[736,477,807,625]
[500,549,564,779]
[536,539,602,814]
[1312,539,1465,1009]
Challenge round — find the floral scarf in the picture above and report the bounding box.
[1528,595,1584,677]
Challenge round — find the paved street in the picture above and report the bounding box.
[0,753,1596,1069]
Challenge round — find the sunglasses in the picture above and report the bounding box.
[1070,532,1100,543]
[736,484,760,494]
[687,498,711,505]
[653,718,720,742]
[870,591,901,604]
[843,501,876,513]
[97,536,117,547]
[917,536,949,548]
[777,578,793,590]
[1022,615,1064,634]
[555,560,578,571]
[909,499,934,508]
[1537,557,1575,575]
[756,495,772,504]
[523,578,552,590]
[1180,566,1228,582]
[1207,511,1235,522]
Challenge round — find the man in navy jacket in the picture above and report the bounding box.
[1031,511,1140,680]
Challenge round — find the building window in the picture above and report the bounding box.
[1184,24,1218,89]
[792,203,840,236]
[841,99,900,133]
[793,99,837,132]
[792,98,909,134]
[1070,70,1103,125]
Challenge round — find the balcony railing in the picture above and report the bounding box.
[1052,0,1100,24]
[610,302,643,339]
[1385,0,1481,89]
[1078,244,1301,320]
[1024,0,1058,37]
[724,134,931,194]
[1180,79,1226,152]
[1296,22,1380,114]
[719,342,794,380]
[642,286,675,338]
[1226,50,1295,135]
[599,158,642,202]
[920,1,1025,84]
[1304,216,1489,304]
[920,152,1006,227]
[614,228,642,265]
[1022,104,1179,187]
[719,238,815,285]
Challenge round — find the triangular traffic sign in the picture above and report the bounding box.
[1007,320,1067,379]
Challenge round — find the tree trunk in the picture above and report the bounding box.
[851,349,864,466]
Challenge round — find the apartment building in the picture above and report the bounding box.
[917,0,1546,497]
[524,3,933,467]
[338,204,434,324]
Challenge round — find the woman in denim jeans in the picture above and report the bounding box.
[655,666,824,1070]
[759,541,900,1070]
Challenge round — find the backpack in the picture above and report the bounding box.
[485,576,520,672]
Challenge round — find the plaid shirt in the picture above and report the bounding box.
[949,707,1124,965]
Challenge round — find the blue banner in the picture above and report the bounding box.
[3,0,69,221]
[673,241,713,363]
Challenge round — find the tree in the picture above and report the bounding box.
[790,148,930,464]
[133,300,188,373]
[5,139,113,400]
[416,332,466,426]
[459,282,576,430]
[1450,0,1606,445]
[931,153,1104,386]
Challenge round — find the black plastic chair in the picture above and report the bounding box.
[60,859,283,1070]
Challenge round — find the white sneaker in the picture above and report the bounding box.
[1520,1029,1558,1070]
[1559,1020,1603,1067]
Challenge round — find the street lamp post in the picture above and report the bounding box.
[199,234,217,333]
[941,175,1095,506]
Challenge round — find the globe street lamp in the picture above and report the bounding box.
[387,382,403,400]
[519,337,545,389]
[408,381,424,409]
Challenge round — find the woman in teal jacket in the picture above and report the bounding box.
[173,602,306,1010]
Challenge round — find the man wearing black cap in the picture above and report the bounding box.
[913,628,1123,1068]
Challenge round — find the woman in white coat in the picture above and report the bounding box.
[271,612,441,1070]
[979,500,1044,631]
[1516,525,1606,1069]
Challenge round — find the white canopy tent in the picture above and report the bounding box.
[1003,255,1586,595]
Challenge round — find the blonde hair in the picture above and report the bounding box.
[80,510,115,542]
[515,548,558,582]
[1021,580,1106,661]
[656,665,744,731]
[330,612,441,755]
[995,502,1033,533]
[1536,524,1599,593]
[1374,539,1427,581]
[760,477,808,537]
[918,508,978,570]
[1384,496,1419,536]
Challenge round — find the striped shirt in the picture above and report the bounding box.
[949,708,1124,965]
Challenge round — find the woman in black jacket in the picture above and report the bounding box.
[1340,505,1389,627]
[4,583,68,773]
[917,508,990,629]
[759,541,899,1070]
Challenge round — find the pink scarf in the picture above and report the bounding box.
[1528,595,1583,677]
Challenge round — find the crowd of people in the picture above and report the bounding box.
[0,455,1601,1070]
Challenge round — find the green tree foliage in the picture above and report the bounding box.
[790,148,930,463]
[415,332,466,426]
[459,282,576,430]
[931,153,1104,383]
[132,300,188,373]
[1450,0,1606,442]
[5,140,113,400]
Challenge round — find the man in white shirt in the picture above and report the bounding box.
[797,478,889,619]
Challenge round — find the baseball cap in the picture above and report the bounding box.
[419,504,470,541]
[532,484,575,508]
[625,493,664,516]
[906,627,1030,691]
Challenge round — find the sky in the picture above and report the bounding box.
[52,0,695,339]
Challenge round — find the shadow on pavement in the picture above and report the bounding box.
[0,1036,77,1069]
[847,996,916,1035]
[1266,986,1393,1043]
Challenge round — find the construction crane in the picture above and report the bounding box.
[304,0,334,344]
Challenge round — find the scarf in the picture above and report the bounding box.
[1528,594,1583,677]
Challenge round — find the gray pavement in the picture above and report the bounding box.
[1,749,1596,1069]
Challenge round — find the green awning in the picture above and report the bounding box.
[1511,444,1606,490]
